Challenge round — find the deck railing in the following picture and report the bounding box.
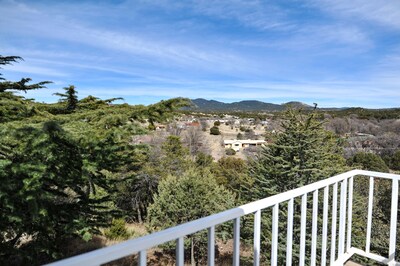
[47,169,399,266]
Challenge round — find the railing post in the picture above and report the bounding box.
[330,182,338,264]
[388,179,398,265]
[139,250,146,266]
[176,237,184,266]
[311,189,319,266]
[286,198,294,266]
[299,193,307,266]
[254,210,261,266]
[208,226,215,265]
[338,178,348,256]
[233,217,240,266]
[271,203,279,266]
[321,185,329,266]
[366,176,374,253]
[346,176,354,252]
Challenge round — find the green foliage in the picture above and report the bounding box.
[351,177,393,260]
[0,78,51,93]
[249,108,346,198]
[0,92,38,122]
[225,148,236,155]
[131,97,191,130]
[0,56,50,123]
[0,121,113,264]
[54,85,79,112]
[116,135,192,223]
[0,55,22,67]
[0,55,194,264]
[246,108,346,264]
[209,126,220,135]
[195,152,214,168]
[237,132,244,140]
[116,173,159,223]
[348,152,389,172]
[147,169,235,264]
[78,95,124,111]
[213,120,221,126]
[213,157,252,202]
[148,169,235,228]
[160,135,190,177]
[0,55,51,93]
[391,150,400,171]
[328,107,400,120]
[104,218,129,240]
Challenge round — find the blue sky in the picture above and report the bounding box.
[1,0,400,108]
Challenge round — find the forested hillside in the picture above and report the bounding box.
[1,56,399,265]
[0,56,191,264]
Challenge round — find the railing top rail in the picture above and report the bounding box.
[353,169,400,180]
[47,169,400,266]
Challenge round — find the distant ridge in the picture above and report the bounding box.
[283,101,313,109]
[189,98,313,112]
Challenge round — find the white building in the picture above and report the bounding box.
[224,139,266,152]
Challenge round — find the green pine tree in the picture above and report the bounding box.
[54,85,79,112]
[0,121,113,264]
[147,169,235,265]
[245,107,347,264]
[249,107,346,198]
[0,55,51,93]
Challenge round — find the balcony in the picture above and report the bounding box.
[48,170,399,266]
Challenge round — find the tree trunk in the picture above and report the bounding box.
[191,237,195,266]
[137,207,143,223]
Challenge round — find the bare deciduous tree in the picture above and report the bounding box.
[167,122,183,136]
[183,126,204,156]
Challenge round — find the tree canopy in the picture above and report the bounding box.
[0,55,51,93]
[249,108,346,199]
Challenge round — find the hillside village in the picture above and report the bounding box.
[132,114,268,160]
[133,111,400,163]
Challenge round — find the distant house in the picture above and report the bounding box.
[185,121,200,127]
[224,139,266,152]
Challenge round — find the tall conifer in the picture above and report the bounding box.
[250,107,346,199]
[245,107,346,264]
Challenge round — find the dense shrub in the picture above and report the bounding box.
[210,126,220,135]
[391,150,400,171]
[148,169,235,265]
[225,148,236,156]
[348,152,389,172]
[104,218,129,240]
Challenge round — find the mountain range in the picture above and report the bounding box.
[189,98,314,112]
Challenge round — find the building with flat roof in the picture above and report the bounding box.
[224,139,266,152]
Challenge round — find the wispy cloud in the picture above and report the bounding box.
[190,0,294,31]
[4,63,69,77]
[311,1,400,30]
[1,0,399,108]
[1,2,249,74]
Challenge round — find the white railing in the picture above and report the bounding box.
[47,170,400,266]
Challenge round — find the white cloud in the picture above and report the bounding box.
[3,63,69,77]
[311,0,400,30]
[0,1,250,73]
[2,0,399,108]
[190,0,294,31]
